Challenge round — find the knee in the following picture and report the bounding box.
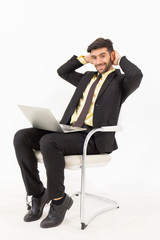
[40,134,62,154]
[39,134,53,152]
[13,129,26,148]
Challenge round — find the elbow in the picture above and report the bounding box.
[130,70,143,87]
[139,70,143,80]
[57,67,62,77]
[137,70,143,87]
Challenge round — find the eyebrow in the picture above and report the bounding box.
[99,52,107,55]
[91,52,107,57]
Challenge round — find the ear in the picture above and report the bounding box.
[111,51,115,62]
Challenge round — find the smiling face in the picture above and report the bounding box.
[90,47,114,74]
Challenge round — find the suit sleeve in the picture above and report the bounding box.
[120,56,143,103]
[57,55,84,87]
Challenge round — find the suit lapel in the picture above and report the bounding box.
[96,70,117,99]
[75,70,117,105]
[74,71,96,101]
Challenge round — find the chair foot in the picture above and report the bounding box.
[81,222,87,230]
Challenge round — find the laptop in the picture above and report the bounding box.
[18,105,87,133]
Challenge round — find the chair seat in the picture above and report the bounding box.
[34,151,111,170]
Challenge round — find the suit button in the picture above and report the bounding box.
[96,104,99,107]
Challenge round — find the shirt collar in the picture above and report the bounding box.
[101,68,115,81]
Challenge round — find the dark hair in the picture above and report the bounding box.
[87,38,114,53]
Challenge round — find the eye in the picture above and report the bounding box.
[91,56,96,60]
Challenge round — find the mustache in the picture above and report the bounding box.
[96,63,106,67]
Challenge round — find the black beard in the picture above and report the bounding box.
[96,60,112,73]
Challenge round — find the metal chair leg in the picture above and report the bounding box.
[79,128,119,230]
[71,190,119,230]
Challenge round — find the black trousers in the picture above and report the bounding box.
[13,127,99,200]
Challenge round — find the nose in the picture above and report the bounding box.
[96,57,102,65]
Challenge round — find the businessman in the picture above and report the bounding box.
[13,38,143,228]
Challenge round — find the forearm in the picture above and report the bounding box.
[120,56,143,78]
[120,56,143,102]
[57,55,84,86]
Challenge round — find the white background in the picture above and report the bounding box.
[0,0,160,239]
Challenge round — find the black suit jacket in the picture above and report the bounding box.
[57,55,143,153]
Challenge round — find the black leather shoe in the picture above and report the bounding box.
[40,194,73,228]
[24,189,48,222]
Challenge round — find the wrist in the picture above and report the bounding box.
[117,57,121,65]
[77,55,87,65]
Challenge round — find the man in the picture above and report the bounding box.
[13,38,143,228]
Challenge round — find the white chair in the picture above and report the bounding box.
[34,118,122,230]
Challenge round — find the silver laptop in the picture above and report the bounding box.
[18,105,87,133]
